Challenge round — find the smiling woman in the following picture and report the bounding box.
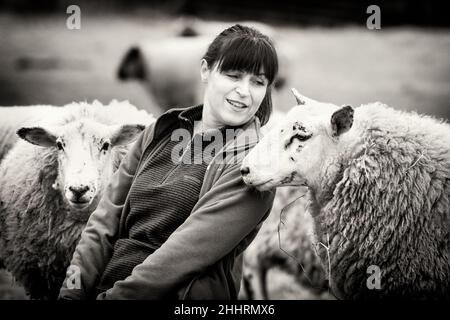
[58,24,279,300]
[201,24,278,129]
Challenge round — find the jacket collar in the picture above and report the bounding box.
[152,105,262,152]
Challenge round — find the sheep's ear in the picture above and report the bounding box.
[17,127,58,147]
[110,124,146,146]
[330,105,354,137]
[291,88,306,105]
[117,46,146,81]
[274,76,286,90]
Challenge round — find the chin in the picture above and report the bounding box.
[222,113,252,127]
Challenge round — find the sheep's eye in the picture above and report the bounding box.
[100,141,110,152]
[293,133,312,142]
[284,132,312,150]
[56,141,64,151]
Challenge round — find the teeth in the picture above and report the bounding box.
[227,99,247,108]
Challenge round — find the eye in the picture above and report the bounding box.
[293,133,312,142]
[226,72,239,79]
[284,133,313,149]
[290,156,295,162]
[100,141,110,152]
[253,77,267,86]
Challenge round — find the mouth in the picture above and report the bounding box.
[68,199,91,209]
[226,98,248,111]
[243,178,275,191]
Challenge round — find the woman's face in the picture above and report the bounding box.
[201,60,268,127]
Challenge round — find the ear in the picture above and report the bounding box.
[17,127,58,147]
[273,76,286,90]
[178,25,199,37]
[117,46,146,81]
[291,88,306,105]
[110,124,146,146]
[200,59,209,83]
[330,105,354,137]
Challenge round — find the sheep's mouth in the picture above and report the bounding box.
[68,199,91,209]
[243,178,275,191]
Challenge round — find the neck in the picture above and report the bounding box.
[311,155,344,207]
[201,104,222,131]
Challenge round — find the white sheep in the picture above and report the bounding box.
[117,23,294,109]
[0,100,155,299]
[241,111,329,300]
[241,89,450,299]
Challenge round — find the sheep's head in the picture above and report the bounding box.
[17,119,145,211]
[241,88,354,191]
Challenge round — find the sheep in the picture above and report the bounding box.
[241,89,450,299]
[118,36,210,109]
[242,186,329,300]
[117,23,294,110]
[0,100,156,299]
[241,111,329,300]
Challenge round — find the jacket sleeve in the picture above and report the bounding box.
[97,162,275,300]
[58,125,151,300]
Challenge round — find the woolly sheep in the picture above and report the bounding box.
[242,186,328,300]
[242,111,328,300]
[0,100,155,299]
[117,24,294,109]
[241,89,450,299]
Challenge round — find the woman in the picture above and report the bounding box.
[59,24,278,300]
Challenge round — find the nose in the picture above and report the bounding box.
[240,166,250,176]
[68,185,90,199]
[235,79,250,97]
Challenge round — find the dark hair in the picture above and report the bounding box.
[202,24,278,125]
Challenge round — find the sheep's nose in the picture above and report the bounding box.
[69,185,89,198]
[240,166,250,176]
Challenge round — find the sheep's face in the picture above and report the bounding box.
[241,89,353,191]
[18,119,144,211]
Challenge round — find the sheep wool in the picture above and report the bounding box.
[311,103,450,299]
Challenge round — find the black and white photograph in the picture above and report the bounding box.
[0,0,449,310]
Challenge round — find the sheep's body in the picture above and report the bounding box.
[243,95,450,299]
[0,101,155,299]
[311,103,450,299]
[242,186,328,299]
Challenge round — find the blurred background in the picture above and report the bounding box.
[0,0,449,300]
[0,0,449,119]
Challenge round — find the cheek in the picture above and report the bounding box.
[209,76,231,96]
[57,157,66,175]
[252,87,267,107]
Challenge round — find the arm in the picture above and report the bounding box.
[98,162,275,299]
[58,125,151,299]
